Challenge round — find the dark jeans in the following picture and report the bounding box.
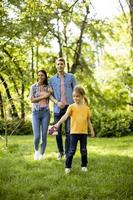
[54,106,70,155]
[65,134,88,168]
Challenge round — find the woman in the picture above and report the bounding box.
[29,70,52,160]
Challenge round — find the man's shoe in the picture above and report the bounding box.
[81,167,87,172]
[65,168,71,174]
[57,153,64,160]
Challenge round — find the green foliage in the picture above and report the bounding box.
[93,111,133,137]
[0,0,132,140]
[0,120,32,136]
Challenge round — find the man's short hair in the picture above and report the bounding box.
[56,57,65,64]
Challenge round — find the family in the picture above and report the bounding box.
[29,57,95,174]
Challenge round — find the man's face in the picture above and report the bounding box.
[56,60,65,73]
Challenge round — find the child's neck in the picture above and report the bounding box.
[75,101,84,106]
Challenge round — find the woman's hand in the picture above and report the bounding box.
[47,87,53,94]
[42,92,51,99]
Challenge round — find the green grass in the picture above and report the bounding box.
[0,135,133,200]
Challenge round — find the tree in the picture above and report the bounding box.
[129,0,133,57]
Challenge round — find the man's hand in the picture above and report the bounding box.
[57,101,65,109]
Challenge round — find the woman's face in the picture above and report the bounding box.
[37,71,45,84]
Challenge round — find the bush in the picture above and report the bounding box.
[0,120,32,135]
[92,111,133,137]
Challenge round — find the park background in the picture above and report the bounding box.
[0,0,133,200]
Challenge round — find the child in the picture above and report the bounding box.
[54,85,95,174]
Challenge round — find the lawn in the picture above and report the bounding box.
[0,135,133,200]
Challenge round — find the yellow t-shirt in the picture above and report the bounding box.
[66,103,91,134]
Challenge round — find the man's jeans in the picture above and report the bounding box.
[54,106,70,156]
[65,134,88,168]
[32,107,50,155]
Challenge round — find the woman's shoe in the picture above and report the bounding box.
[34,151,39,160]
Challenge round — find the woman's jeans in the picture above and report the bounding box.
[65,134,88,168]
[32,107,50,155]
[54,106,70,156]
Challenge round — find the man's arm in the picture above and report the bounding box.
[71,74,77,89]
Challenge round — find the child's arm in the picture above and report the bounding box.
[88,118,95,137]
[54,113,69,128]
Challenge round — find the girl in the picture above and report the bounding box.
[29,70,52,160]
[54,85,95,173]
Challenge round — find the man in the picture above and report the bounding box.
[49,57,76,160]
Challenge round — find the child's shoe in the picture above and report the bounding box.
[39,154,43,160]
[65,168,71,174]
[81,167,87,172]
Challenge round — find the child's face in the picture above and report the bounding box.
[73,91,82,104]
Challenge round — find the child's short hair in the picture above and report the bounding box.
[56,57,65,64]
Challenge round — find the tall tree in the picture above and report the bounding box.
[129,0,133,57]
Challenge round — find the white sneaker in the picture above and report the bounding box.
[39,154,43,160]
[65,168,71,174]
[81,167,87,172]
[34,151,39,160]
[57,153,63,160]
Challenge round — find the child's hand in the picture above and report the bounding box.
[91,135,95,138]
[91,129,96,138]
[91,132,95,138]
[48,126,58,135]
[54,123,59,129]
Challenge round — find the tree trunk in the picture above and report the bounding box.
[31,46,34,82]
[0,74,19,119]
[71,5,90,74]
[21,83,25,120]
[0,91,4,119]
[57,16,63,57]
[3,48,26,120]
[36,46,39,72]
[129,0,133,57]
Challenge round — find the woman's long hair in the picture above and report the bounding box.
[74,85,89,106]
[37,69,48,85]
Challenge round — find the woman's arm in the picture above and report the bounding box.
[50,95,64,109]
[49,95,58,104]
[31,92,51,103]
